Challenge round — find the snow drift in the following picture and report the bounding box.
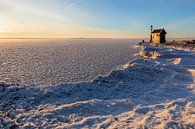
[0,44,195,128]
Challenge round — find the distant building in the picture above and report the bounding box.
[150,25,167,44]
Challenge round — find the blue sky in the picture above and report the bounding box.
[0,0,195,38]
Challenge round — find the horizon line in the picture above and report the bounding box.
[0,37,148,40]
[0,37,194,40]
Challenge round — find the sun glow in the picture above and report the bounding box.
[0,24,13,33]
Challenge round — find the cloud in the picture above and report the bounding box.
[0,1,12,13]
[65,0,81,8]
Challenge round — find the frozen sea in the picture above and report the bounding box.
[0,39,140,86]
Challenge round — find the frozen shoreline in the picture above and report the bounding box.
[0,44,195,128]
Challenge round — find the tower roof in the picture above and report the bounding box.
[152,29,167,34]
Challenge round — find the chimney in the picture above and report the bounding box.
[150,25,153,43]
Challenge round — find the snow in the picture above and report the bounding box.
[0,43,195,128]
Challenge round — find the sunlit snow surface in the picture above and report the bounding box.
[0,44,194,128]
[0,39,139,86]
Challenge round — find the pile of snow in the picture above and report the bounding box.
[140,46,161,59]
[0,44,195,128]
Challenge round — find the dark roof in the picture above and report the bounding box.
[152,29,167,34]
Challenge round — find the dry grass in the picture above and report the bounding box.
[165,40,195,50]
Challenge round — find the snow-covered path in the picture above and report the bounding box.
[0,44,195,128]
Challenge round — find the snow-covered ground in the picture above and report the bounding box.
[0,44,195,128]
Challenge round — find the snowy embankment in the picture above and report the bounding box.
[0,44,195,128]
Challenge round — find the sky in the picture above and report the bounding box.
[0,0,195,38]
